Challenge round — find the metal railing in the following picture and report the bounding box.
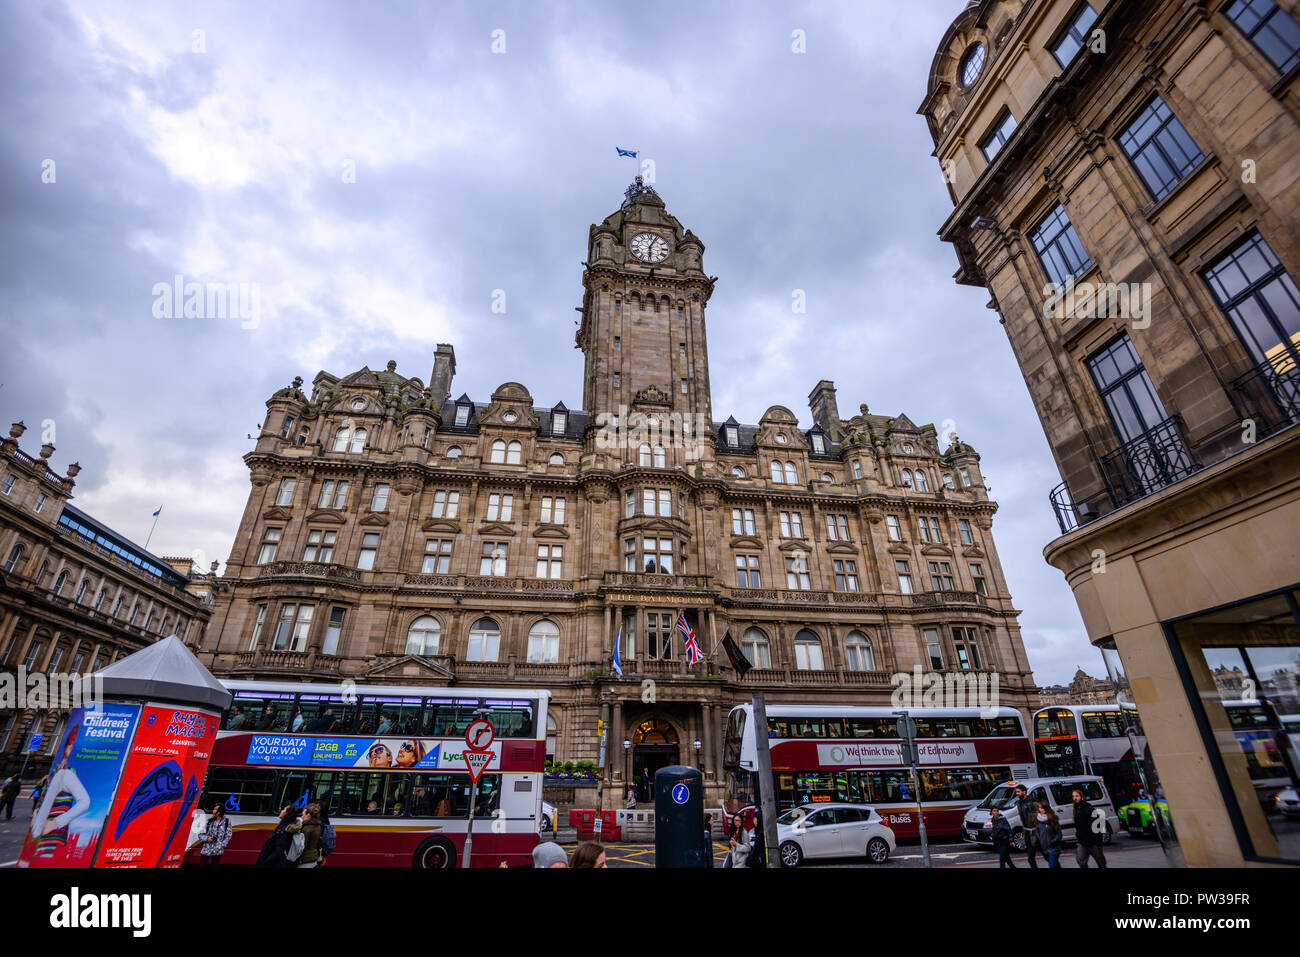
[1050,481,1082,535]
[1098,415,1199,507]
[1230,354,1300,441]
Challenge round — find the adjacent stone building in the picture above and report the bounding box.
[0,422,216,769]
[199,178,1038,804]
[922,0,1300,864]
[1036,666,1118,706]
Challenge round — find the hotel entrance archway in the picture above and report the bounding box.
[630,718,679,802]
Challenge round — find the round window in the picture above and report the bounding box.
[446,446,462,459]
[775,433,788,445]
[731,466,746,478]
[903,443,914,453]
[960,42,985,87]
[351,398,366,411]
[503,411,518,423]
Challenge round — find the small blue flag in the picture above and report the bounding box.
[612,624,623,677]
[152,506,162,517]
[616,147,637,158]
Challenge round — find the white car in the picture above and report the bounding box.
[538,801,557,832]
[776,803,896,866]
[1274,788,1300,819]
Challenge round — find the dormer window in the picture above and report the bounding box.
[551,405,568,436]
[811,432,826,454]
[454,397,472,428]
[726,425,739,447]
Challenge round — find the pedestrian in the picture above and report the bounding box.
[640,767,651,802]
[1013,784,1041,868]
[625,787,637,810]
[318,801,336,865]
[1071,788,1108,868]
[532,842,568,868]
[746,806,766,868]
[990,806,1015,868]
[287,802,323,868]
[725,812,752,868]
[1036,801,1062,869]
[571,841,607,868]
[0,771,20,820]
[703,813,714,868]
[30,774,48,815]
[198,803,232,867]
[255,805,297,868]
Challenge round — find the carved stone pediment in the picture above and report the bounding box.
[962,544,986,558]
[826,542,858,554]
[362,654,455,682]
[358,511,391,527]
[728,535,764,550]
[776,539,811,552]
[920,543,954,557]
[478,521,516,537]
[533,525,571,539]
[303,509,346,525]
[887,541,912,554]
[421,519,461,534]
[632,384,672,407]
[262,505,293,521]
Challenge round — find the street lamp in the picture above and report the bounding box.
[693,738,702,771]
[623,739,631,794]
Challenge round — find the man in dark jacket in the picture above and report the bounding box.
[703,814,714,868]
[1071,788,1108,868]
[747,806,767,868]
[255,806,298,868]
[1014,784,1040,868]
[0,773,21,820]
[990,806,1015,868]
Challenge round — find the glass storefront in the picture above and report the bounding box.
[1167,589,1300,863]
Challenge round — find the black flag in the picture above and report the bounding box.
[721,630,753,679]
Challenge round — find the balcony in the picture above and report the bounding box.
[1099,415,1200,508]
[727,586,882,608]
[257,561,361,584]
[907,590,989,609]
[601,571,713,591]
[1230,355,1300,441]
[234,649,343,674]
[402,573,575,595]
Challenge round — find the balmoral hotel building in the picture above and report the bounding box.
[0,422,215,768]
[199,177,1037,804]
[922,0,1300,864]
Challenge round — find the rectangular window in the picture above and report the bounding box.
[811,433,826,454]
[833,559,859,592]
[736,554,760,588]
[917,517,930,543]
[249,604,267,650]
[681,379,688,395]
[624,538,636,572]
[1087,335,1171,443]
[1225,0,1300,73]
[47,647,64,674]
[454,404,470,427]
[971,563,988,596]
[1202,230,1300,369]
[1118,97,1205,201]
[273,603,314,652]
[852,460,863,479]
[929,561,955,591]
[785,556,811,590]
[623,613,636,660]
[527,627,559,664]
[480,542,508,577]
[1051,2,1100,67]
[23,642,42,670]
[302,529,337,563]
[979,108,1017,162]
[726,425,739,447]
[318,480,334,507]
[539,496,563,523]
[679,342,686,357]
[625,490,636,518]
[928,518,942,542]
[896,560,914,595]
[431,490,460,518]
[658,489,671,517]
[613,373,621,386]
[280,415,295,438]
[642,538,674,575]
[886,515,902,541]
[779,511,804,538]
[642,489,655,516]
[1,474,15,495]
[614,336,620,350]
[552,411,567,435]
[486,493,514,522]
[357,533,380,570]
[959,467,972,487]
[1030,204,1093,286]
[795,641,824,671]
[257,527,282,564]
[959,519,974,545]
[276,477,296,506]
[731,508,755,535]
[825,514,850,541]
[370,484,390,511]
[647,613,674,661]
[34,494,46,513]
[322,607,345,656]
[953,626,982,670]
[422,539,452,574]
[332,481,349,508]
[536,544,563,579]
[924,628,944,669]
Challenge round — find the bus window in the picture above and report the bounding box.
[346,772,410,816]
[475,775,502,816]
[993,716,1022,736]
[202,768,278,815]
[1035,708,1075,738]
[224,692,296,731]
[823,718,844,738]
[422,699,481,737]
[767,717,789,738]
[1049,781,1103,804]
[295,695,356,733]
[484,700,536,737]
[358,697,423,736]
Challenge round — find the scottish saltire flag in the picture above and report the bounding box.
[676,615,704,666]
[152,506,162,517]
[612,623,623,677]
[616,147,638,158]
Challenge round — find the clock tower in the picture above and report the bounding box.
[577,178,715,468]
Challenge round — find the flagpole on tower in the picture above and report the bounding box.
[143,505,162,550]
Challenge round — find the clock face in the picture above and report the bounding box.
[630,232,669,263]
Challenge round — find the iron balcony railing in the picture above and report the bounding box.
[1099,415,1200,509]
[1230,354,1300,441]
[1050,481,1082,536]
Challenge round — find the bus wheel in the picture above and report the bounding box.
[1010,828,1026,851]
[779,841,803,868]
[866,837,890,864]
[414,837,456,869]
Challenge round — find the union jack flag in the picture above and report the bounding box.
[676,614,704,666]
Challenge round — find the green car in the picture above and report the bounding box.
[1119,797,1172,838]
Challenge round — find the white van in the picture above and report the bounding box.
[962,776,1120,850]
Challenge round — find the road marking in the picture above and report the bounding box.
[0,860,17,868]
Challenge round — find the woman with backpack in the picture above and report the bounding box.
[198,803,232,867]
[1035,801,1063,869]
[287,803,323,868]
[255,805,297,868]
[317,801,336,865]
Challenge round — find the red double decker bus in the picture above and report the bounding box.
[722,704,1035,839]
[185,679,549,868]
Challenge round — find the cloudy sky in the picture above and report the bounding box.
[0,0,1096,685]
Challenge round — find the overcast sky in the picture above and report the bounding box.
[0,0,1098,685]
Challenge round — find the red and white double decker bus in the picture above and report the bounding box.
[722,704,1036,839]
[184,679,549,868]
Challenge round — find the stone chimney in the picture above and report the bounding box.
[808,380,841,438]
[430,344,457,405]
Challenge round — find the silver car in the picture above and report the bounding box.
[776,803,896,866]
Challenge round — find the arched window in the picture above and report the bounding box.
[821,472,834,483]
[446,446,462,459]
[546,714,558,761]
[742,627,772,670]
[490,440,506,463]
[406,616,440,655]
[506,441,522,465]
[845,631,875,671]
[770,460,783,482]
[653,446,666,467]
[94,589,107,611]
[731,466,746,478]
[3,545,21,574]
[349,428,366,453]
[901,469,914,489]
[943,472,955,489]
[527,619,560,663]
[53,571,67,595]
[783,461,797,484]
[467,617,500,662]
[333,428,350,452]
[915,470,929,492]
[639,444,652,467]
[549,453,564,466]
[794,629,824,671]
